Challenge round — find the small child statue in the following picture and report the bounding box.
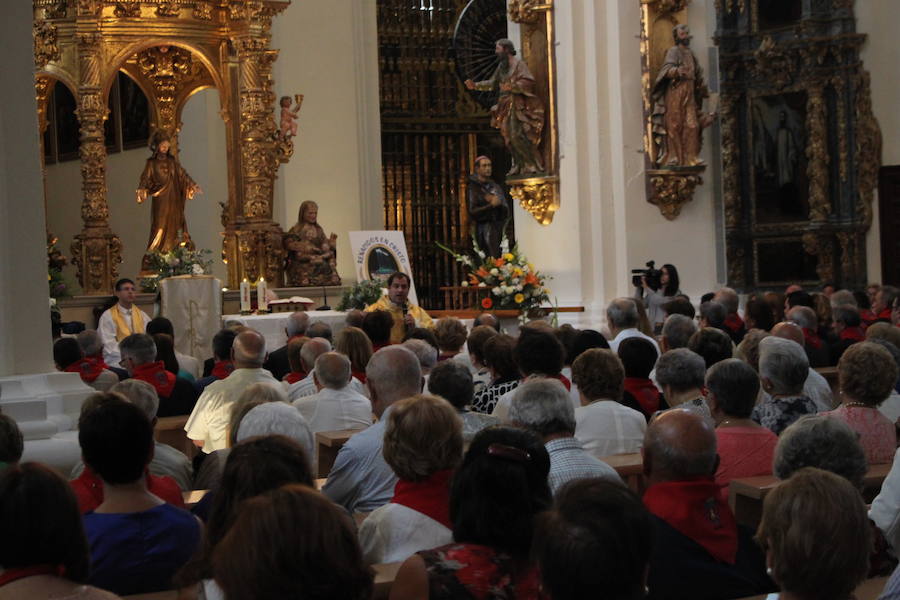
[279,94,304,139]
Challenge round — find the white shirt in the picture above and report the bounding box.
[608,328,660,356]
[288,370,367,402]
[870,447,900,553]
[306,387,372,433]
[359,503,453,565]
[175,350,201,379]
[185,368,285,452]
[759,367,834,413]
[575,400,647,458]
[879,391,900,424]
[98,303,151,365]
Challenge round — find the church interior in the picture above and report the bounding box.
[2,0,900,598]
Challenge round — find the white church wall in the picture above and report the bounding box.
[271,0,382,285]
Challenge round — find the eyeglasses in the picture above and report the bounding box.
[118,358,131,368]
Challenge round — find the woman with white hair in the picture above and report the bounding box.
[751,337,817,435]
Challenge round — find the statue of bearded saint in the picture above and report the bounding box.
[135,130,202,254]
[466,39,546,177]
[650,24,716,167]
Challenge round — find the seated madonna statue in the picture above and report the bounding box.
[284,201,341,287]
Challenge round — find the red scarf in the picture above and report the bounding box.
[0,564,65,587]
[64,358,105,383]
[723,313,745,334]
[802,327,822,350]
[549,373,572,391]
[210,360,234,380]
[643,478,738,565]
[352,369,367,384]
[132,361,176,398]
[391,468,453,529]
[284,370,307,385]
[623,377,660,415]
[839,327,866,343]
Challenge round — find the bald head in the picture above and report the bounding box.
[644,409,717,483]
[366,345,422,415]
[771,321,804,346]
[285,311,309,338]
[300,337,332,372]
[314,352,351,389]
[232,329,267,368]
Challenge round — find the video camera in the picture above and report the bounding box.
[631,260,662,291]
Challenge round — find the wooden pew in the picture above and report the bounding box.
[154,415,195,459]
[739,576,887,600]
[123,591,179,600]
[316,429,365,478]
[182,489,208,509]
[730,462,892,529]
[373,562,402,600]
[599,453,644,494]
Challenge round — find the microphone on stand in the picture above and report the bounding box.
[317,286,331,311]
[402,302,410,333]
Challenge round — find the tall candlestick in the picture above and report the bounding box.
[257,277,268,313]
[239,278,251,314]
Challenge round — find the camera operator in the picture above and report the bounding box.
[634,263,681,334]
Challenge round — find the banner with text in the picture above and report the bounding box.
[348,231,418,305]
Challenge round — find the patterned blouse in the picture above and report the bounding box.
[418,543,545,600]
[472,378,520,414]
[751,394,817,436]
[823,404,897,464]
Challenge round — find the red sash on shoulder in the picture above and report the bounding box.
[132,361,176,398]
[392,469,453,529]
[64,358,104,383]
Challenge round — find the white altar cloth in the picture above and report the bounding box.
[222,310,350,351]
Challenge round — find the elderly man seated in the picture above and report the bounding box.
[654,348,711,422]
[510,378,621,495]
[119,333,198,417]
[642,410,773,599]
[607,298,660,355]
[54,337,119,392]
[295,352,372,433]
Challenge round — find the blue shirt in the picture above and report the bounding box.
[322,407,396,514]
[84,503,201,595]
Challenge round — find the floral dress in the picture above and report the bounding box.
[418,543,545,600]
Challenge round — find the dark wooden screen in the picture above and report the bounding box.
[878,166,900,286]
[377,0,507,309]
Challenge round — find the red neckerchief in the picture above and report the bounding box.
[64,358,104,383]
[878,308,893,321]
[284,370,307,385]
[840,327,866,343]
[132,361,176,398]
[862,310,878,326]
[549,373,572,391]
[0,565,65,587]
[623,377,660,415]
[802,327,822,350]
[643,478,739,565]
[210,360,234,380]
[353,369,367,384]
[723,313,745,334]
[391,468,453,529]
[85,354,109,371]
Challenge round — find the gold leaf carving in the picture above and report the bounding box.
[33,20,60,68]
[647,170,703,220]
[508,178,559,225]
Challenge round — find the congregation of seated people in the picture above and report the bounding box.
[5,278,900,599]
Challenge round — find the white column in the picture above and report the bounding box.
[0,1,54,376]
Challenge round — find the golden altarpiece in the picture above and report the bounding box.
[33,0,294,295]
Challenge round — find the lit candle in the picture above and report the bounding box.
[240,278,251,313]
[257,277,268,312]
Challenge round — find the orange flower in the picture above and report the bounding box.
[468,274,480,285]
[476,267,490,278]
[524,272,539,286]
[493,258,506,267]
[481,297,493,309]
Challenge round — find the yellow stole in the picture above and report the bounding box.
[110,304,144,342]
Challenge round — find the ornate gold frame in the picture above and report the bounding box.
[33,0,294,294]
[507,0,559,226]
[639,0,706,220]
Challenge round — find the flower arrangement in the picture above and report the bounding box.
[438,233,550,313]
[337,278,385,311]
[139,245,213,293]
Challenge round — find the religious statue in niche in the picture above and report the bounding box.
[467,155,509,258]
[278,94,304,140]
[750,93,809,223]
[284,200,342,287]
[650,25,716,167]
[136,130,202,255]
[465,39,545,177]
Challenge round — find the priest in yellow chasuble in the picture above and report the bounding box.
[364,272,433,345]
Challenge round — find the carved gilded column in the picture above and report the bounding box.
[71,20,121,294]
[805,89,830,224]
